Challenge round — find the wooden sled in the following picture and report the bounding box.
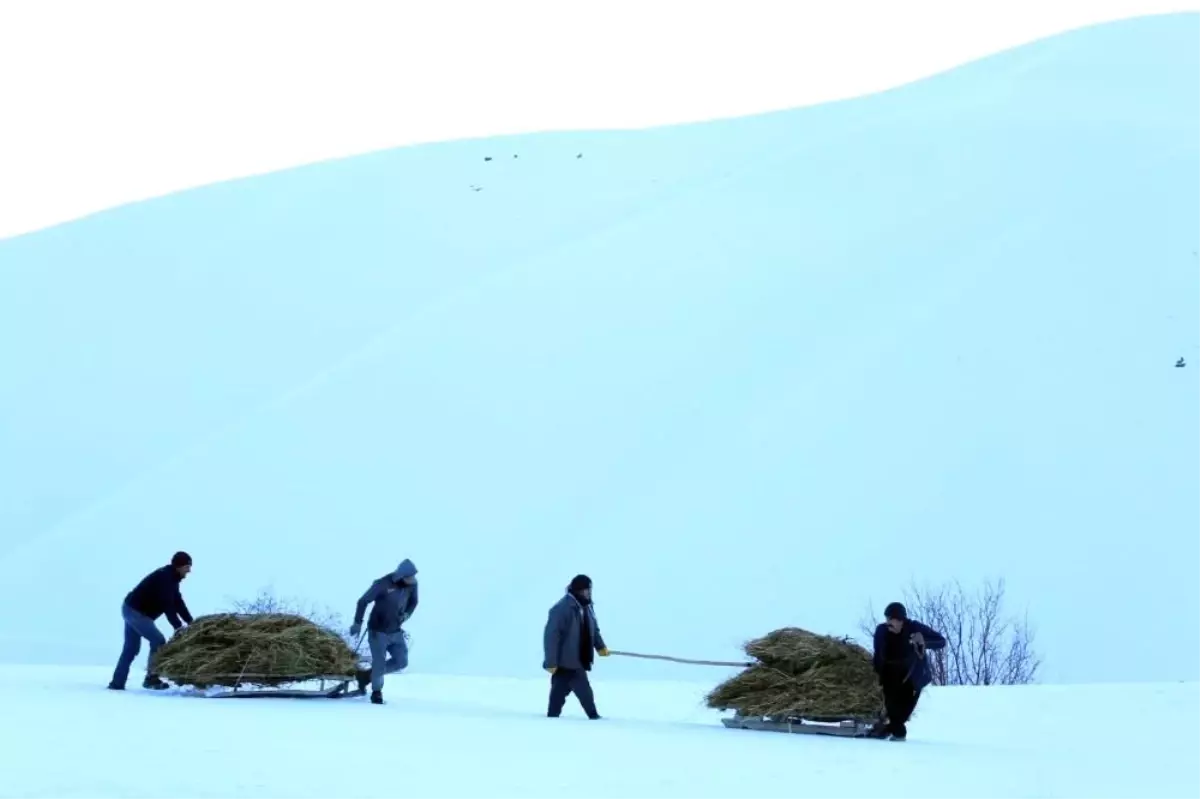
[721,712,880,738]
[179,666,371,700]
[207,675,367,699]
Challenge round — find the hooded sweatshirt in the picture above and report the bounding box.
[354,559,419,634]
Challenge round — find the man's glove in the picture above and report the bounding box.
[598,648,611,657]
[349,623,362,638]
[910,631,926,658]
[545,667,557,675]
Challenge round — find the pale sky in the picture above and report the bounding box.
[0,0,1194,239]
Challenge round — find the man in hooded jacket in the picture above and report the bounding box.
[543,574,610,719]
[350,558,418,704]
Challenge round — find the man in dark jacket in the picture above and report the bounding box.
[108,551,194,691]
[350,558,418,705]
[870,601,947,740]
[543,574,610,720]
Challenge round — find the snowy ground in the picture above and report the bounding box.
[2,666,1195,798]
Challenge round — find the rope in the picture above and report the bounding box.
[233,646,257,688]
[608,650,753,668]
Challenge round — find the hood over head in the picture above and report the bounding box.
[393,559,418,582]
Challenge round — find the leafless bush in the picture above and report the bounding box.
[859,578,1040,686]
[226,587,348,642]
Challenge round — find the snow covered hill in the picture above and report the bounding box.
[2,666,1196,798]
[3,3,1190,239]
[0,14,1197,686]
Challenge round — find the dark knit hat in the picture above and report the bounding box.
[567,574,592,593]
[171,551,193,568]
[884,602,907,621]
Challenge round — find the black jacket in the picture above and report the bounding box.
[125,565,193,629]
[872,620,947,689]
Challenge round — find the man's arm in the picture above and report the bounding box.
[155,570,184,630]
[175,585,194,626]
[912,621,946,651]
[353,580,382,628]
[872,624,885,674]
[592,610,608,653]
[543,604,566,670]
[404,582,419,619]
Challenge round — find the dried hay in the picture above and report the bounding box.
[152,613,359,689]
[705,627,884,720]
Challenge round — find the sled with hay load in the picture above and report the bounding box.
[704,627,886,737]
[151,613,373,699]
[614,627,886,738]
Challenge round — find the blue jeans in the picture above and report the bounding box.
[368,630,409,692]
[110,603,167,687]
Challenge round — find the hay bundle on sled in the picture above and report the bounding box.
[152,613,359,689]
[705,627,884,720]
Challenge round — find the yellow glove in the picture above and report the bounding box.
[545,667,557,674]
[598,648,610,657]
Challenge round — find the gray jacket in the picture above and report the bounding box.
[543,593,607,671]
[354,559,419,634]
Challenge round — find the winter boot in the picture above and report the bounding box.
[370,690,384,705]
[866,720,890,739]
[106,682,125,691]
[142,676,169,691]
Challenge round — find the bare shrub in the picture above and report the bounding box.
[226,587,349,643]
[859,578,1040,686]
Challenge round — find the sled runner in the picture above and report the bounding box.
[720,712,880,738]
[178,658,373,699]
[205,674,368,699]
